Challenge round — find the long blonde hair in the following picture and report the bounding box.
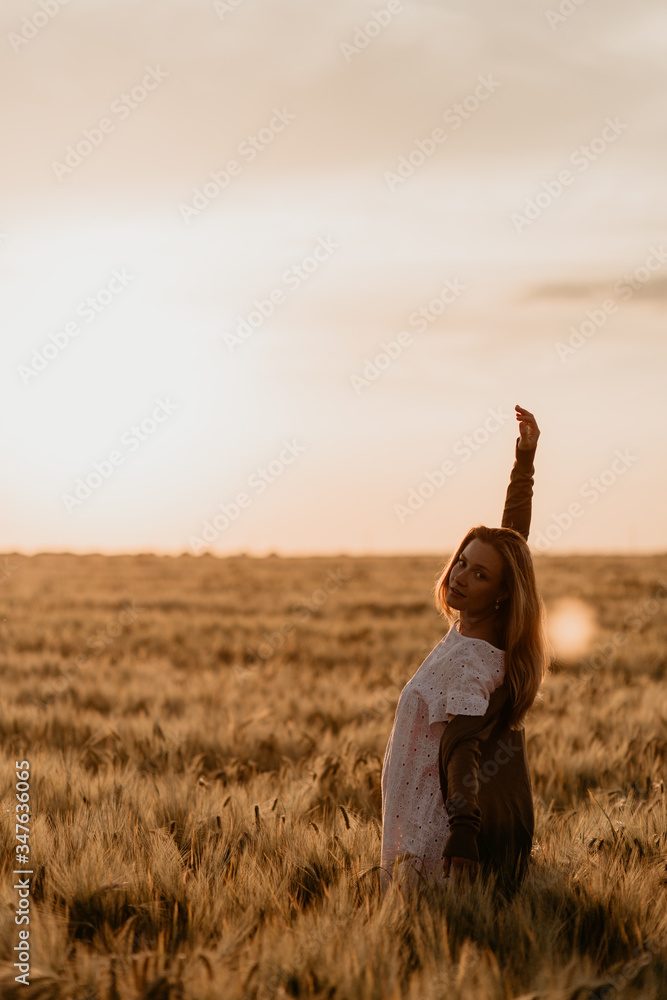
[433,525,549,731]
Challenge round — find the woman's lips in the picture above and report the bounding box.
[449,585,465,598]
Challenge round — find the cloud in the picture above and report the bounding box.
[523,274,667,303]
[2,0,667,202]
[2,0,666,553]
[522,280,612,301]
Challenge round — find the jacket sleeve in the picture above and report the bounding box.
[440,735,484,862]
[500,438,536,541]
[438,684,509,863]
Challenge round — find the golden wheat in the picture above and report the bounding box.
[0,552,666,998]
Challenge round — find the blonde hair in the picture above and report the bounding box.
[432,525,549,731]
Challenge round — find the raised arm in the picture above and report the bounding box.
[500,405,539,542]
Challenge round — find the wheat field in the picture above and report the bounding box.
[0,551,666,999]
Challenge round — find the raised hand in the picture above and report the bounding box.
[515,404,540,451]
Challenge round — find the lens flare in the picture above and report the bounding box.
[545,597,597,660]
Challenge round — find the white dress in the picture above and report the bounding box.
[380,622,505,888]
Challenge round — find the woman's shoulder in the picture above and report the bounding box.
[447,626,505,673]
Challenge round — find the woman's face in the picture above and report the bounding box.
[446,538,506,615]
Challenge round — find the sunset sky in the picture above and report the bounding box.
[2,0,665,556]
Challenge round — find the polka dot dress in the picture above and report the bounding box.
[380,622,505,888]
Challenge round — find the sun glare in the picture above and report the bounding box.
[545,597,597,660]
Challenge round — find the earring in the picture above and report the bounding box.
[495,599,501,610]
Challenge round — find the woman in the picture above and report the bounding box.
[380,404,549,893]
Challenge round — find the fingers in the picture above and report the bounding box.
[515,404,540,445]
[443,856,479,883]
[515,404,536,423]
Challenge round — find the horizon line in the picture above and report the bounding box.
[2,547,665,560]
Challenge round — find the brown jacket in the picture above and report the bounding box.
[438,439,536,881]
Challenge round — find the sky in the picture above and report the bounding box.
[1,0,665,556]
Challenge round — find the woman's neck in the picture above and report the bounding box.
[455,614,504,649]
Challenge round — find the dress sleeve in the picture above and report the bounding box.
[500,438,536,542]
[443,647,503,720]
